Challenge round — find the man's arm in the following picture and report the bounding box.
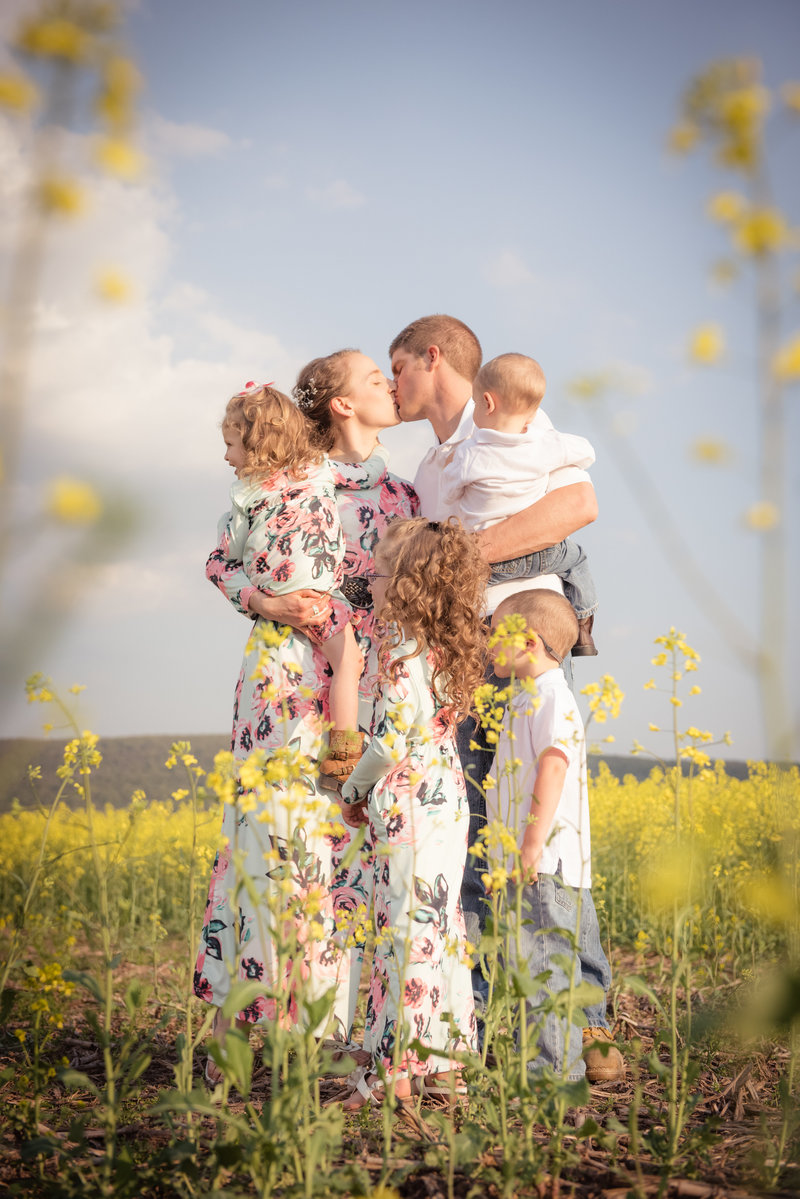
[476,481,597,564]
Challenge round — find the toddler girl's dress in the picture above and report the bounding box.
[342,640,477,1080]
[194,461,353,1031]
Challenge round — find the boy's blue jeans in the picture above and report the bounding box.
[456,656,611,1033]
[488,537,597,620]
[507,873,600,1079]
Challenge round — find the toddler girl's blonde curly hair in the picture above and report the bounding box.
[375,517,489,721]
[223,384,324,479]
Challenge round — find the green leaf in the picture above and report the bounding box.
[62,969,102,1003]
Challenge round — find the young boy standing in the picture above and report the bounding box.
[487,588,624,1081]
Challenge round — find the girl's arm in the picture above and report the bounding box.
[340,660,419,804]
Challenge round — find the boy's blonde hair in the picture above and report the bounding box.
[473,353,546,415]
[222,385,324,479]
[375,516,489,720]
[494,589,578,661]
[389,314,482,383]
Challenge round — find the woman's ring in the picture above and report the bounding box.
[312,605,320,617]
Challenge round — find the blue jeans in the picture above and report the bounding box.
[488,537,597,620]
[456,654,611,1030]
[507,873,600,1079]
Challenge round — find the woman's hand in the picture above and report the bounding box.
[248,588,332,628]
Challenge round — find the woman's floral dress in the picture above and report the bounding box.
[323,449,419,1029]
[195,450,418,1035]
[341,641,477,1079]
[194,461,351,1030]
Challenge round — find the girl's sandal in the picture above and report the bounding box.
[341,1070,386,1111]
[320,1039,371,1069]
[413,1072,468,1105]
[205,1057,224,1088]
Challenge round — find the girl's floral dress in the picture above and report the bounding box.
[195,450,418,1036]
[341,640,477,1080]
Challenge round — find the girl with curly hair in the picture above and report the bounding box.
[339,517,489,1108]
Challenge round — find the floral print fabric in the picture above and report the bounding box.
[341,642,477,1078]
[195,451,418,1036]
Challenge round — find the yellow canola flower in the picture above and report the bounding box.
[96,55,142,128]
[707,191,746,223]
[18,18,91,62]
[39,176,85,217]
[690,437,732,465]
[94,136,146,179]
[95,268,132,303]
[733,208,786,255]
[781,82,800,113]
[668,122,700,154]
[744,501,780,531]
[688,323,724,365]
[46,477,102,524]
[0,72,38,111]
[772,333,800,381]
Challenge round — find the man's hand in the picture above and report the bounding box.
[248,589,332,628]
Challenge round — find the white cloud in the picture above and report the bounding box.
[146,113,233,159]
[306,178,366,210]
[483,249,535,289]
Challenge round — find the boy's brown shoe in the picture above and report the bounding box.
[571,614,598,657]
[582,1027,625,1083]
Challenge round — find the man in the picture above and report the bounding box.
[389,313,624,1084]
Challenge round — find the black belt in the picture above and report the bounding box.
[341,575,373,611]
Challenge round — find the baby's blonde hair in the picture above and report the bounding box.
[222,384,324,479]
[473,353,546,416]
[493,589,578,660]
[375,517,489,720]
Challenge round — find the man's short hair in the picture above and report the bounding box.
[494,589,578,660]
[474,353,546,414]
[389,314,482,383]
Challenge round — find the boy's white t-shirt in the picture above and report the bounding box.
[489,668,592,889]
[413,400,592,615]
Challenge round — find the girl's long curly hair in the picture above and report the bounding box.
[375,517,489,721]
[223,385,324,479]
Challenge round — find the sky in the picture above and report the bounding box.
[1,0,798,764]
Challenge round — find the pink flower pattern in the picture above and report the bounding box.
[196,451,418,1038]
[341,643,477,1079]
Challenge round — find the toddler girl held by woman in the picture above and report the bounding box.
[339,517,489,1107]
[219,383,364,773]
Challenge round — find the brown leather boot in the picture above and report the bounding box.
[583,1027,625,1082]
[319,730,364,789]
[572,614,598,656]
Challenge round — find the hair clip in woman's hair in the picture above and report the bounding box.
[426,520,442,532]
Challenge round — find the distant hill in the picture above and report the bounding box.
[0,735,763,815]
[0,734,231,813]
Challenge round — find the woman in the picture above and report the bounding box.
[195,351,418,1067]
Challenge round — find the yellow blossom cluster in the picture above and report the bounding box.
[581,674,624,725]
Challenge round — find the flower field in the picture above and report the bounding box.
[1,710,797,1198]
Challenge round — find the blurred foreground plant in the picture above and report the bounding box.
[0,0,142,711]
[570,58,799,759]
